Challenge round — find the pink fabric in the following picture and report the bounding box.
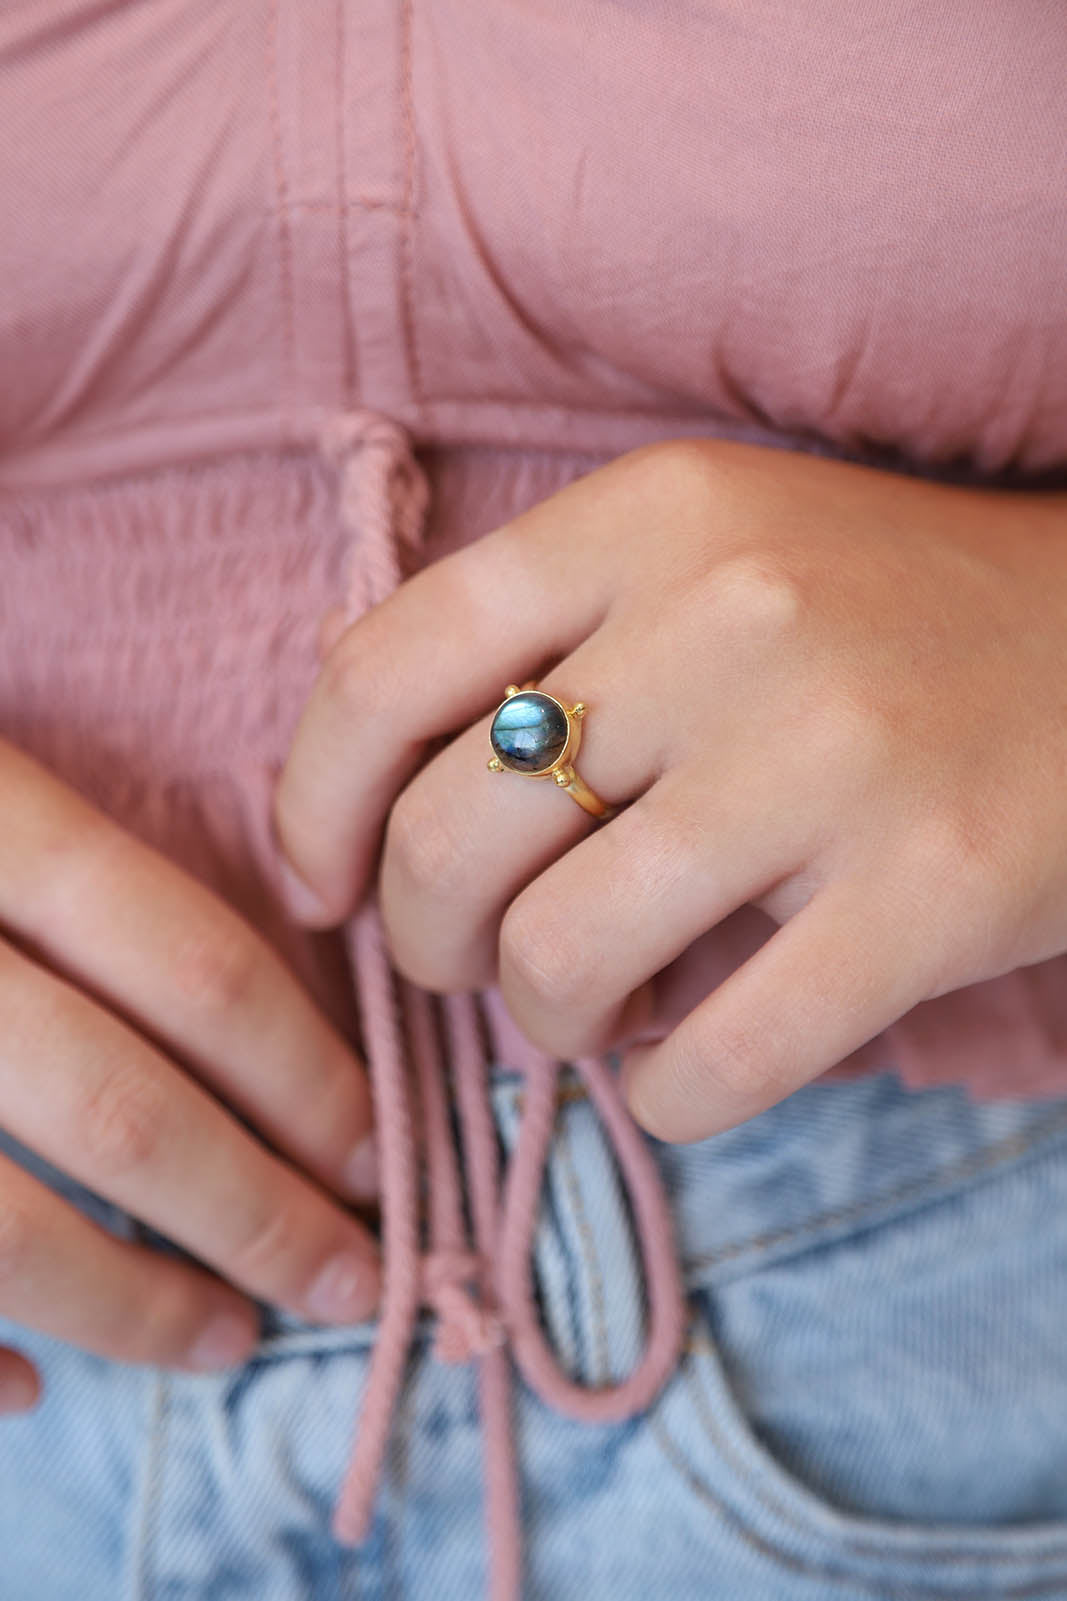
[3,0,1067,1086]
[2,2,1067,1587]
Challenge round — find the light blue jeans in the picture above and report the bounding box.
[4,1062,1067,1599]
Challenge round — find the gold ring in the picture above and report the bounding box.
[487,681,616,821]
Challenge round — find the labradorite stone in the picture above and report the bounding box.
[490,691,569,774]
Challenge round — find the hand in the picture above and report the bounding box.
[0,739,380,1414]
[273,438,1067,1144]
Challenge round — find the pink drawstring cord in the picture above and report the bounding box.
[316,410,687,1599]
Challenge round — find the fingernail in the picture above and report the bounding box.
[277,858,331,924]
[305,1249,379,1324]
[188,1312,256,1372]
[343,1136,379,1199]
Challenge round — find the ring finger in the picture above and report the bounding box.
[377,630,672,993]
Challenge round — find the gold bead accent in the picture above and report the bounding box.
[488,757,503,771]
[572,702,586,718]
[504,684,520,697]
[553,767,571,786]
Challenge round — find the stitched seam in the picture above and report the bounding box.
[651,1407,1067,1599]
[266,0,296,411]
[0,395,810,461]
[15,387,1065,481]
[681,1334,1067,1573]
[397,0,424,407]
[554,1111,610,1385]
[652,1411,896,1598]
[294,198,409,216]
[686,1107,1067,1278]
[685,1332,1063,1568]
[127,1372,170,1601]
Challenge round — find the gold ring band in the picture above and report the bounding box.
[552,764,615,820]
[487,681,616,821]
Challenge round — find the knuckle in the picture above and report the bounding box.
[169,921,261,1018]
[430,543,509,627]
[499,897,586,1015]
[906,803,1001,895]
[318,621,374,719]
[32,817,132,930]
[0,1199,34,1290]
[79,1064,169,1177]
[317,603,415,722]
[626,437,724,508]
[225,1192,314,1299]
[385,787,468,904]
[710,552,803,643]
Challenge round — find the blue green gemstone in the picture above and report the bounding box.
[490,691,569,774]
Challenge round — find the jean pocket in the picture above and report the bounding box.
[651,1130,1067,1596]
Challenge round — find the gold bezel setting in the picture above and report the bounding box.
[486,681,613,821]
[487,685,583,780]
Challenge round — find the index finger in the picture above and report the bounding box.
[0,741,375,1203]
[271,458,636,927]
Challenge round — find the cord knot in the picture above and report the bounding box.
[422,1249,506,1364]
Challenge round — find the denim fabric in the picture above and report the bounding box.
[4,1063,1067,1599]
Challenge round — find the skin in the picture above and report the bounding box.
[0,740,381,1414]
[273,436,1067,1143]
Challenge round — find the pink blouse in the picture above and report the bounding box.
[1,2,1066,1579]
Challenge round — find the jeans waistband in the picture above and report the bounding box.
[488,1060,1067,1387]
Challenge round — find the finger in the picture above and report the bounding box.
[622,875,936,1142]
[0,740,375,1204]
[610,917,784,1054]
[496,761,818,1058]
[0,1349,41,1413]
[377,633,671,993]
[0,937,381,1325]
[0,1148,258,1373]
[272,461,632,926]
